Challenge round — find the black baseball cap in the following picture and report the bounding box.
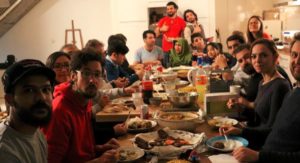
[2,59,56,93]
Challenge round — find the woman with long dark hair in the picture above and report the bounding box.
[246,15,272,44]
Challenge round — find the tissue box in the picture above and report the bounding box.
[204,92,239,116]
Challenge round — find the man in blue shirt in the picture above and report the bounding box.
[105,40,143,86]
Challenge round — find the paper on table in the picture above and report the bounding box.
[209,154,238,163]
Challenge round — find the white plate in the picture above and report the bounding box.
[111,97,133,105]
[206,136,248,152]
[212,116,238,127]
[133,128,205,157]
[118,146,144,162]
[169,66,193,71]
[127,118,157,133]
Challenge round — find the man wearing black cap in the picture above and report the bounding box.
[0,59,55,162]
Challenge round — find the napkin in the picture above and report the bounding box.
[208,154,238,163]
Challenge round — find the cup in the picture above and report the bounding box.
[230,85,241,94]
[132,92,142,98]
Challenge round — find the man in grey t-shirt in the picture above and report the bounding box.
[0,59,55,163]
[133,30,163,66]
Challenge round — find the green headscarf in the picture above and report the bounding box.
[169,38,192,67]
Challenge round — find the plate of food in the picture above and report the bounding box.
[207,116,238,128]
[112,97,133,104]
[117,146,144,162]
[126,117,157,133]
[206,136,248,152]
[102,103,131,113]
[133,128,205,157]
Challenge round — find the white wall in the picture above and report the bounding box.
[0,0,215,64]
[111,0,215,63]
[215,0,273,50]
[281,6,300,31]
[0,0,112,62]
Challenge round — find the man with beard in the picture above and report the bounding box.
[226,32,300,163]
[156,1,186,68]
[234,44,262,102]
[0,59,55,162]
[43,49,119,163]
[183,9,206,45]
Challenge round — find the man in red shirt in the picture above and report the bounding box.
[156,1,186,67]
[43,48,119,163]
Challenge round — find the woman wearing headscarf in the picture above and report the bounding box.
[169,38,192,67]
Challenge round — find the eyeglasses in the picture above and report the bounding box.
[77,70,103,79]
[53,63,70,69]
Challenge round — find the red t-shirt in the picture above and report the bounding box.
[42,82,96,163]
[157,16,186,52]
[263,32,272,40]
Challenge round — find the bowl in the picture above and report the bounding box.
[167,91,198,108]
[149,97,162,106]
[175,80,190,89]
[159,71,178,81]
[157,112,199,131]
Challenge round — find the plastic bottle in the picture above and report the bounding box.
[195,68,208,106]
[142,68,153,104]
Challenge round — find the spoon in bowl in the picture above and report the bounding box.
[222,128,229,143]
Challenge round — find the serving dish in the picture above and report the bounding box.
[157,112,199,131]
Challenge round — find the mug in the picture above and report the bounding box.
[230,85,241,94]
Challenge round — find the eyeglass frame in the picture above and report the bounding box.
[76,70,104,80]
[53,62,70,70]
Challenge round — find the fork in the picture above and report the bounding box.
[125,108,132,126]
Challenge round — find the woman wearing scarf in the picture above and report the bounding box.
[169,38,192,67]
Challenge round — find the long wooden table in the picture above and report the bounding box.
[117,118,221,163]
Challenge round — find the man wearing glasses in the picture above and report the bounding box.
[43,48,119,163]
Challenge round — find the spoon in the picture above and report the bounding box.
[222,128,229,142]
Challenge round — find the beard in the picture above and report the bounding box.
[167,12,175,17]
[14,100,52,127]
[82,84,98,99]
[291,66,300,82]
[243,63,256,75]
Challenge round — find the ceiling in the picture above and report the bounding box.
[0,0,40,37]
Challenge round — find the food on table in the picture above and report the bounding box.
[157,128,169,139]
[160,113,185,121]
[213,141,225,149]
[208,117,238,127]
[176,69,189,78]
[118,149,138,161]
[167,159,191,163]
[127,117,152,130]
[135,129,190,149]
[135,136,151,149]
[124,100,135,108]
[160,102,172,109]
[102,104,129,113]
[178,86,197,93]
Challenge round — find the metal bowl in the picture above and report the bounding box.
[175,80,190,89]
[167,91,198,108]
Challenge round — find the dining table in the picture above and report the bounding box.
[113,104,237,163]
